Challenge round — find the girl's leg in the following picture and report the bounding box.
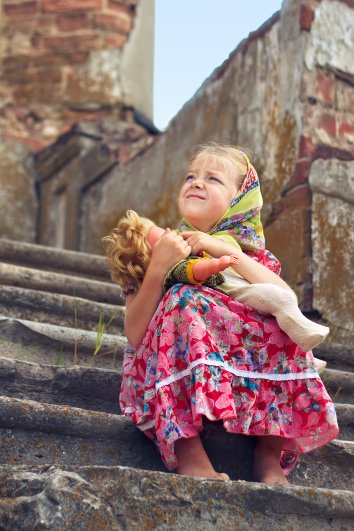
[253,436,289,485]
[175,435,230,480]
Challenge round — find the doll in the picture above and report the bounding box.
[103,210,328,371]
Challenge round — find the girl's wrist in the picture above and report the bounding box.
[145,260,169,284]
[212,240,242,259]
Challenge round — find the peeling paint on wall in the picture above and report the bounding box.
[305,0,354,75]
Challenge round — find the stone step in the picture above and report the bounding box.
[0,356,122,413]
[0,316,126,369]
[0,286,124,333]
[0,395,353,492]
[0,262,122,305]
[1,464,353,530]
[334,403,354,441]
[0,238,109,282]
[321,367,354,404]
[0,356,353,419]
[314,342,354,371]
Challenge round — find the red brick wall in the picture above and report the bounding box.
[1,0,136,105]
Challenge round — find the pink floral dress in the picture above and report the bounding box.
[119,283,339,474]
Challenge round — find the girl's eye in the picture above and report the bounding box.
[185,174,194,181]
[209,176,222,183]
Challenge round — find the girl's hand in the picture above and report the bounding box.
[150,229,192,275]
[181,231,236,258]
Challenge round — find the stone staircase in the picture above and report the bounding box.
[0,238,353,529]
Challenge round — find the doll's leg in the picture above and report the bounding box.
[230,283,329,353]
[193,256,238,282]
[175,435,230,480]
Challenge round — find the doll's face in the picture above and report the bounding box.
[146,225,165,248]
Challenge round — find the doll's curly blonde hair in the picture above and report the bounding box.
[102,210,155,294]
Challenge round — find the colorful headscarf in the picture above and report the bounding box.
[179,153,265,254]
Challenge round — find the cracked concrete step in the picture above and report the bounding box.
[0,286,124,333]
[321,367,354,404]
[0,395,353,492]
[0,357,353,421]
[0,466,353,531]
[334,403,354,440]
[0,238,109,282]
[314,342,354,371]
[6,317,354,389]
[0,317,126,369]
[0,262,122,305]
[0,357,122,413]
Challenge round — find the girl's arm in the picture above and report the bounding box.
[125,230,191,348]
[181,231,292,292]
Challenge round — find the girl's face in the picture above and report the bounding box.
[178,153,239,232]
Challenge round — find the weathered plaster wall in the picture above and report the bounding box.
[0,139,37,241]
[83,12,283,241]
[302,0,354,342]
[310,159,354,341]
[84,0,354,343]
[84,7,306,274]
[0,0,154,243]
[121,0,154,118]
[32,120,155,251]
[0,0,152,114]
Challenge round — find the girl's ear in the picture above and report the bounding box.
[147,225,165,248]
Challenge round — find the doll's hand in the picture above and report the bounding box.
[181,231,236,258]
[150,229,192,275]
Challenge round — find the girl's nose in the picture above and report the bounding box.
[191,178,203,189]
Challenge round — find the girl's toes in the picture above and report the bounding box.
[215,472,230,481]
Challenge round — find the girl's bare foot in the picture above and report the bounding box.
[253,436,289,485]
[175,435,230,481]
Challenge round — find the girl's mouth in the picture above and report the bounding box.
[186,194,205,199]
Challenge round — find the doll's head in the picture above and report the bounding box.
[178,143,249,232]
[102,210,161,294]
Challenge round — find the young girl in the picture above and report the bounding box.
[107,143,339,484]
[103,209,329,360]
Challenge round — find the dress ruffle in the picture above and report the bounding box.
[120,285,339,473]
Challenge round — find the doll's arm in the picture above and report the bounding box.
[163,255,238,292]
[192,255,238,281]
[181,231,292,291]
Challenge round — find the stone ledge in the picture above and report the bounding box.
[0,396,126,439]
[0,356,352,414]
[0,465,353,530]
[0,317,126,367]
[0,262,122,304]
[0,396,352,490]
[314,342,354,371]
[0,356,123,413]
[0,238,109,281]
[0,286,124,332]
[321,367,354,404]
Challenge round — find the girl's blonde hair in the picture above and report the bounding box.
[102,210,154,294]
[188,142,249,191]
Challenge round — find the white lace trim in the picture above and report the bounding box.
[155,359,318,390]
[136,360,318,432]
